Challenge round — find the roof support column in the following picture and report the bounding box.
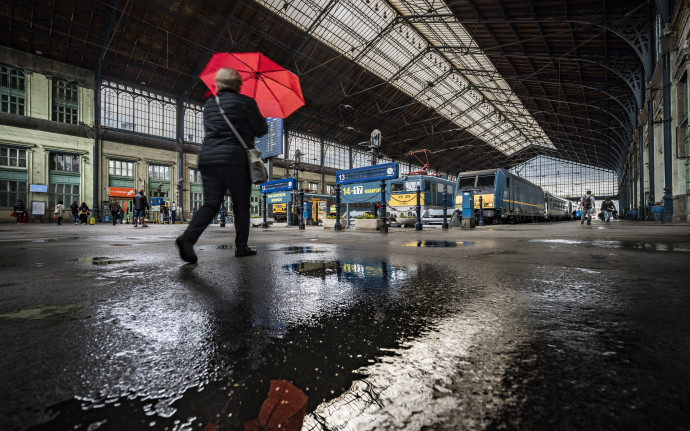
[93,0,121,221]
[638,126,645,216]
[662,41,674,221]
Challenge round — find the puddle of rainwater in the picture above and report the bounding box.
[274,246,327,254]
[76,257,135,266]
[111,244,131,247]
[401,240,473,247]
[0,301,87,320]
[284,260,411,285]
[529,239,690,252]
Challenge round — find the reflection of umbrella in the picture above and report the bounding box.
[243,380,308,431]
[200,52,305,119]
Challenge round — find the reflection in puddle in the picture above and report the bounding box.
[529,239,690,252]
[0,302,87,320]
[217,245,232,249]
[282,260,415,293]
[275,246,327,254]
[401,240,473,248]
[77,257,135,266]
[111,244,131,247]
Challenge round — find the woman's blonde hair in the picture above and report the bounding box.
[216,68,242,92]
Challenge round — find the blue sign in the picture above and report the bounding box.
[336,163,398,185]
[254,118,283,158]
[260,178,296,193]
[150,197,164,205]
[340,181,384,204]
[29,184,48,193]
[266,191,293,204]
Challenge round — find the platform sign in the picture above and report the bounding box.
[340,181,385,204]
[150,197,163,212]
[266,191,293,204]
[254,117,283,158]
[29,184,48,193]
[260,178,296,194]
[336,163,398,185]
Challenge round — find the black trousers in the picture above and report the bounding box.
[183,163,251,248]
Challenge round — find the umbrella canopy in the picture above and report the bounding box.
[200,52,305,119]
[243,380,308,431]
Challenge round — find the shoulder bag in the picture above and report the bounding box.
[214,96,268,185]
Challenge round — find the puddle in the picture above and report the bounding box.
[217,245,232,249]
[0,302,88,320]
[76,257,135,266]
[111,244,131,247]
[274,246,327,254]
[529,239,690,252]
[401,241,473,247]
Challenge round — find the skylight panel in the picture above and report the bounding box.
[256,0,554,156]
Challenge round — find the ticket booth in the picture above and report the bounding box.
[108,187,135,223]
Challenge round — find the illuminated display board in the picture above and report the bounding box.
[254,117,283,158]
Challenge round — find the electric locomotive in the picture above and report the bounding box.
[387,173,456,225]
[454,168,545,223]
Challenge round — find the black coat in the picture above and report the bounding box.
[198,90,268,168]
[134,193,149,211]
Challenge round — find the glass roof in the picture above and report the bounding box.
[256,0,555,155]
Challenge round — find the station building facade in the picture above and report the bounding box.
[0,47,352,223]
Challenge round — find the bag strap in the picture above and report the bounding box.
[214,96,250,151]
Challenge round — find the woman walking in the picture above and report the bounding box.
[54,200,65,225]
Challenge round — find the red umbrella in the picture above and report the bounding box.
[200,52,305,119]
[243,380,308,431]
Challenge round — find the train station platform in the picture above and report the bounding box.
[1,219,689,431]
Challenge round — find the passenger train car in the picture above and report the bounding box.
[544,192,572,221]
[454,168,545,223]
[387,173,456,225]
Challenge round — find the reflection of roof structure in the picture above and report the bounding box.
[2,0,650,174]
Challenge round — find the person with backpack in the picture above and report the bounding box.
[578,190,596,225]
[108,200,121,226]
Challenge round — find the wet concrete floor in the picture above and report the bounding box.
[0,220,689,431]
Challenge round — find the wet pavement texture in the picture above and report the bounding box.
[0,220,689,431]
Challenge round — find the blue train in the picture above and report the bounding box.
[454,168,546,223]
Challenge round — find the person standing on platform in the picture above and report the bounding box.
[175,67,268,263]
[133,189,149,228]
[70,201,79,225]
[578,190,596,225]
[54,200,65,225]
[109,200,121,226]
[13,199,26,226]
[171,201,177,224]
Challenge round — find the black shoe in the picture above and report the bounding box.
[235,246,257,257]
[175,236,198,263]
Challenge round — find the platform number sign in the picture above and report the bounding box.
[336,163,399,185]
[352,185,363,194]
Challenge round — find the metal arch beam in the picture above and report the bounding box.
[179,0,242,102]
[495,52,644,111]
